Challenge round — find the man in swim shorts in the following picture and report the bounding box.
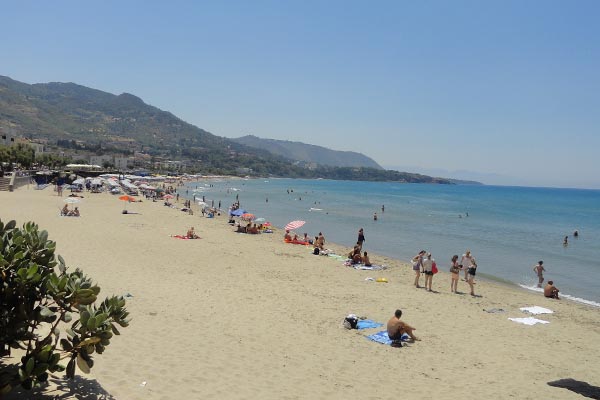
[387,309,419,343]
[544,281,560,299]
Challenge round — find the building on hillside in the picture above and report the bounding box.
[114,157,134,170]
[17,139,44,155]
[90,155,114,166]
[0,131,17,147]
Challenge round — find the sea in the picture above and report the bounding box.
[184,178,600,307]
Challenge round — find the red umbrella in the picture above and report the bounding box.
[163,194,174,200]
[241,213,256,221]
[285,220,305,231]
[119,195,136,202]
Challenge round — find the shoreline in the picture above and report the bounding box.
[2,185,599,399]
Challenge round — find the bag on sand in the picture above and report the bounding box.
[343,315,359,329]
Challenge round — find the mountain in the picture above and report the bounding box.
[0,75,457,183]
[232,135,383,169]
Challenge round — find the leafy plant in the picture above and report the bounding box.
[0,219,130,394]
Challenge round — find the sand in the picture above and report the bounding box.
[2,184,599,400]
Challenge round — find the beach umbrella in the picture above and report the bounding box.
[285,220,305,231]
[64,197,81,204]
[119,195,135,202]
[154,187,164,193]
[163,194,174,200]
[241,213,256,221]
[119,195,136,213]
[254,217,266,223]
[263,222,272,226]
[229,209,246,217]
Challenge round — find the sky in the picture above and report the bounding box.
[2,1,600,188]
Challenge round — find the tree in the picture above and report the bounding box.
[0,220,130,394]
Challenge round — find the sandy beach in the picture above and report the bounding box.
[2,185,599,400]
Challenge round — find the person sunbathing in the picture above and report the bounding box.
[362,251,372,266]
[387,309,419,345]
[72,207,80,217]
[284,230,292,241]
[186,227,199,239]
[61,205,69,216]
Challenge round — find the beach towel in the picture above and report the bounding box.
[353,264,386,271]
[356,320,384,330]
[171,235,201,240]
[508,317,550,326]
[366,330,410,345]
[519,306,553,315]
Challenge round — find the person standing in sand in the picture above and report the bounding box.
[450,255,461,293]
[387,309,419,343]
[461,250,473,281]
[533,261,546,288]
[412,250,425,288]
[467,258,477,296]
[422,253,434,292]
[317,232,325,250]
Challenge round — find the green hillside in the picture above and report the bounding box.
[0,75,456,183]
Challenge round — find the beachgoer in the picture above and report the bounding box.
[573,230,579,237]
[461,250,473,281]
[533,261,546,288]
[381,205,384,213]
[303,233,311,244]
[422,253,434,291]
[284,230,292,241]
[467,258,477,296]
[72,207,80,217]
[450,255,460,293]
[317,232,325,250]
[544,281,560,299]
[373,212,378,221]
[387,309,419,344]
[362,251,372,266]
[61,204,69,216]
[563,236,569,246]
[412,251,425,288]
[357,228,365,250]
[186,227,199,239]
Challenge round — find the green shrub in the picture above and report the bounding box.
[0,219,130,394]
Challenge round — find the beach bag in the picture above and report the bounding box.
[432,262,438,274]
[343,315,359,329]
[313,247,320,255]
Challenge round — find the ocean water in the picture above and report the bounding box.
[184,178,600,307]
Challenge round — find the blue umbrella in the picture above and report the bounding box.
[230,208,247,217]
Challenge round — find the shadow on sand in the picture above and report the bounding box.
[4,374,115,400]
[548,378,600,399]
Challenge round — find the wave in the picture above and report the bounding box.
[518,284,600,308]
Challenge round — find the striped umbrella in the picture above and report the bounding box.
[285,220,305,231]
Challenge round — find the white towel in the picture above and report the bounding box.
[520,306,554,315]
[508,317,550,325]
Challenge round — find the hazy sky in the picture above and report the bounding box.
[2,1,599,188]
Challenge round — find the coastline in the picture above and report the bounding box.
[2,185,599,399]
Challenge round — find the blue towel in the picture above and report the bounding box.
[356,320,384,330]
[366,330,410,345]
